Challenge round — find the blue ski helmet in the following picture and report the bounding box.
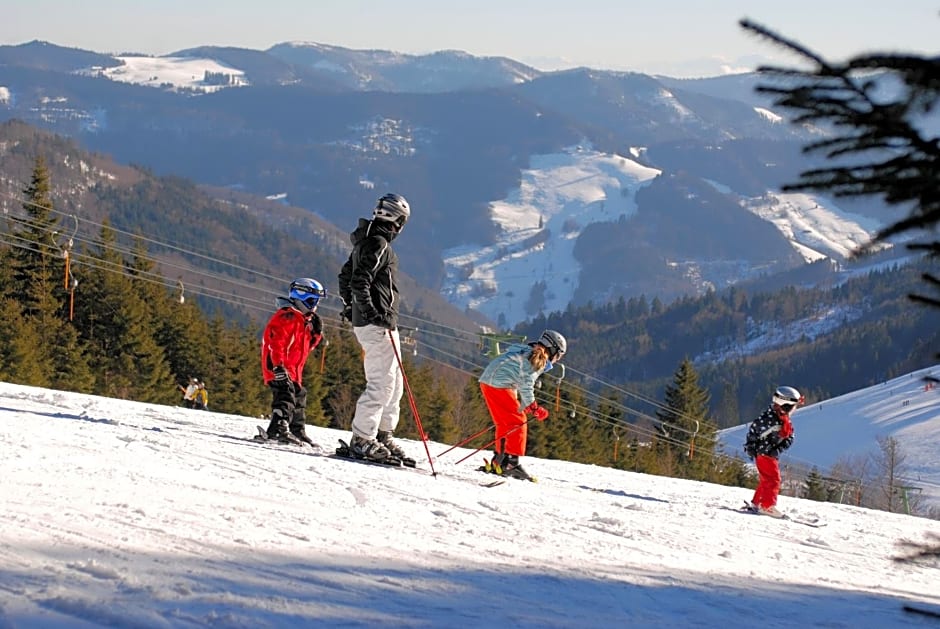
[289,278,325,311]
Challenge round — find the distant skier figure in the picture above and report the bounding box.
[260,278,325,447]
[477,330,566,481]
[744,386,804,517]
[179,377,199,408]
[193,380,208,411]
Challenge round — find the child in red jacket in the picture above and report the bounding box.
[260,278,325,447]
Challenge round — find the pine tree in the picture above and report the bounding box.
[6,156,96,391]
[127,236,207,402]
[803,467,830,502]
[47,319,95,393]
[75,221,173,401]
[0,298,45,384]
[656,358,717,480]
[10,156,61,319]
[418,373,459,445]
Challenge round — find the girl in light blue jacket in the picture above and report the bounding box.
[478,330,566,480]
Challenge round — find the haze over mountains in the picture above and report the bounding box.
[0,38,912,329]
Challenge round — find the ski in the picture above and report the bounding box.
[250,425,323,451]
[477,457,536,484]
[334,438,419,469]
[740,501,827,527]
[333,439,415,468]
[718,502,827,528]
[218,430,322,455]
[786,516,827,528]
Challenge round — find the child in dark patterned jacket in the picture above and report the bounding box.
[744,385,804,517]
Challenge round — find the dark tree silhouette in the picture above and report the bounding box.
[740,19,940,358]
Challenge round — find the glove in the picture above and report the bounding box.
[308,312,323,335]
[370,312,393,329]
[340,305,353,324]
[525,401,549,421]
[272,365,290,383]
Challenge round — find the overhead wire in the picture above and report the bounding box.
[0,192,735,444]
[6,190,904,495]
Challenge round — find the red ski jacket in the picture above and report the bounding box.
[260,306,322,385]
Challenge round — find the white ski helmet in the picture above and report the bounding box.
[772,385,803,411]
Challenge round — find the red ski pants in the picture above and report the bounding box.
[480,383,527,456]
[752,454,781,509]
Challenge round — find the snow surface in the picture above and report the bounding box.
[86,56,248,93]
[721,365,940,511]
[1,378,939,628]
[743,191,883,262]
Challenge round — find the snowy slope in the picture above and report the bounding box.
[1,380,938,628]
[441,147,660,326]
[82,56,248,92]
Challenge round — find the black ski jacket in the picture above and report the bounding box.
[744,406,794,459]
[338,218,400,330]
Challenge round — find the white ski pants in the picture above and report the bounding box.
[351,325,404,439]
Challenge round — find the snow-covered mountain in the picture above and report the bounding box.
[1,377,938,627]
[442,145,885,327]
[79,55,249,93]
[441,146,660,325]
[0,39,917,332]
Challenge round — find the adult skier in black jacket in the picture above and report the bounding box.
[337,193,414,465]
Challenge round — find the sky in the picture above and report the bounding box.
[3,0,938,77]
[1,367,939,627]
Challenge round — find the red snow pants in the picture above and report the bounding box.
[479,383,527,456]
[752,454,782,509]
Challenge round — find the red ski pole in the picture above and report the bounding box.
[389,329,437,476]
[454,418,532,466]
[436,424,495,458]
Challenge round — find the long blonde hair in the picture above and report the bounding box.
[529,344,550,371]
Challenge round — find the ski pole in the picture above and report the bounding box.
[389,329,437,476]
[436,423,495,458]
[454,418,532,466]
